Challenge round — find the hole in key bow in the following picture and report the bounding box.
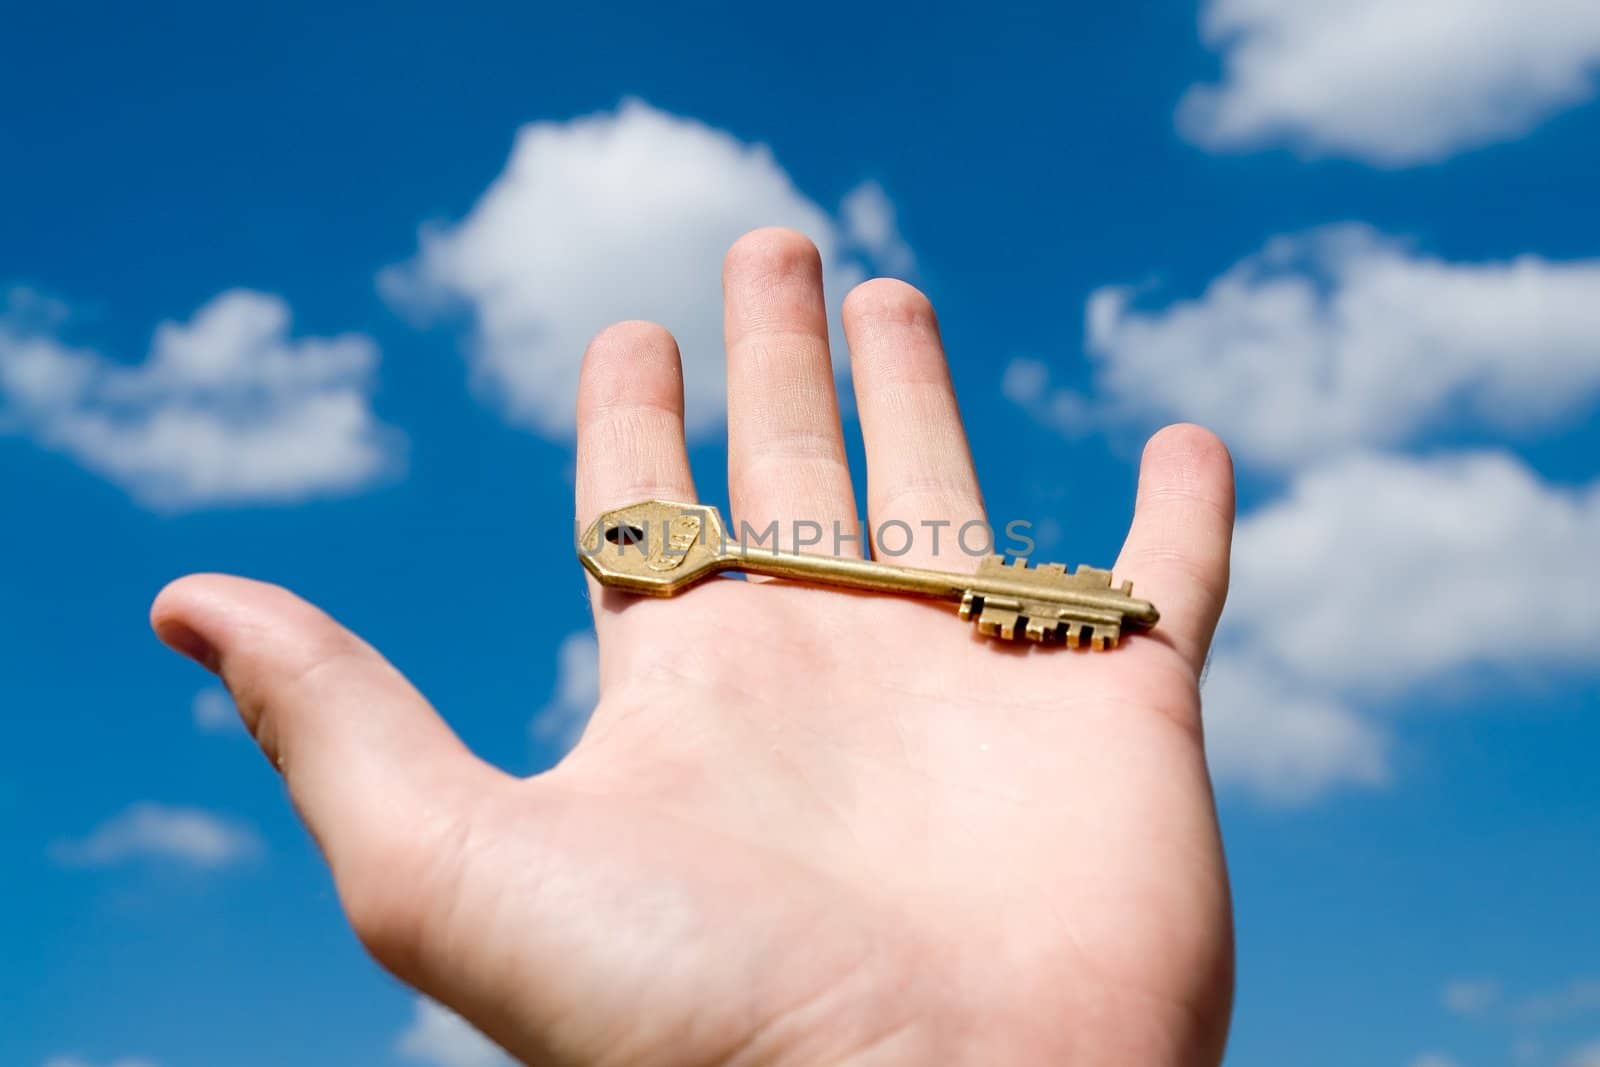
[605,523,646,548]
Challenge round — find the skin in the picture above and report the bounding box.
[151,228,1237,1066]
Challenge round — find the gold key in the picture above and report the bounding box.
[579,500,1158,648]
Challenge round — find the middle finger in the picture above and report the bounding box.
[723,228,860,556]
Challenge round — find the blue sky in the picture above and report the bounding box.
[3,2,1599,1065]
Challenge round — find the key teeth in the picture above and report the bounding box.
[1056,621,1121,649]
[1071,565,1114,588]
[976,604,1021,640]
[959,591,981,621]
[979,617,1016,640]
[964,558,1138,650]
[967,609,1123,648]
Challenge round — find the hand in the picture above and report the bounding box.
[152,228,1236,1066]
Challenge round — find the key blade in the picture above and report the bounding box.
[962,557,1157,645]
[578,500,728,595]
[973,557,1158,629]
[1037,605,1125,649]
[976,556,1115,588]
[964,594,1126,646]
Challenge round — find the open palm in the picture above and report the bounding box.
[153,229,1236,1066]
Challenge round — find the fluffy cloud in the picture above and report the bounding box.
[0,288,399,508]
[1206,451,1600,800]
[1227,451,1600,688]
[1178,0,1600,165]
[192,687,241,733]
[51,803,263,869]
[1434,977,1600,1064]
[1001,358,1091,438]
[1034,226,1600,470]
[396,998,513,1067]
[841,180,914,276]
[1516,978,1600,1026]
[531,631,599,752]
[1017,225,1600,802]
[1407,1055,1460,1067]
[382,99,909,438]
[1199,654,1388,803]
[1443,977,1501,1016]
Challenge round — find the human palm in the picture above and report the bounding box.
[153,229,1236,1066]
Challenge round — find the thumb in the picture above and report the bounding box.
[151,574,503,967]
[1113,424,1235,676]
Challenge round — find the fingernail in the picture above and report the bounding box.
[157,621,220,673]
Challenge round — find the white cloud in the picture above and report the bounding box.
[51,803,263,869]
[1227,451,1600,689]
[192,687,243,734]
[1443,977,1502,1015]
[1001,358,1091,438]
[1179,0,1600,165]
[840,180,914,276]
[1408,1055,1461,1067]
[1200,654,1388,803]
[43,1058,158,1067]
[1517,979,1600,1026]
[531,631,599,752]
[396,997,513,1067]
[1017,226,1600,803]
[1056,226,1600,471]
[382,99,905,438]
[1206,451,1600,801]
[0,288,399,508]
[1428,976,1600,1061]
